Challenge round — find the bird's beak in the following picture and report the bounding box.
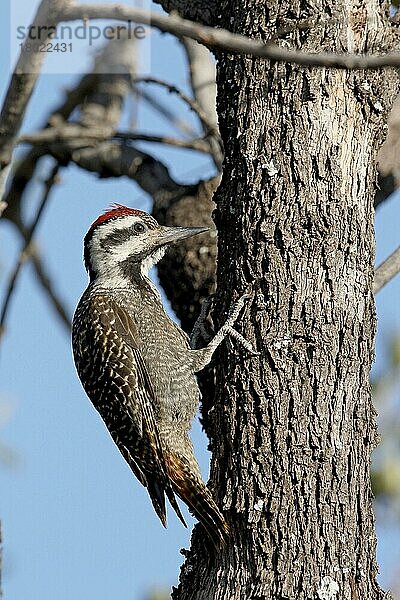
[157,226,209,246]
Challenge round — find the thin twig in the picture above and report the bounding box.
[17,126,110,145]
[374,246,400,294]
[133,86,197,137]
[1,18,134,223]
[134,77,217,135]
[29,245,71,331]
[64,142,186,200]
[61,4,400,70]
[134,76,222,169]
[1,74,100,226]
[0,164,61,340]
[116,131,210,152]
[18,128,211,153]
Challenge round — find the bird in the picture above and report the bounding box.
[72,204,253,548]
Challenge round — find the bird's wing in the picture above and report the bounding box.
[72,292,186,528]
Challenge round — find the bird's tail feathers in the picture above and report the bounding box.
[165,451,230,549]
[166,487,187,528]
[124,445,186,529]
[146,473,187,529]
[147,479,168,527]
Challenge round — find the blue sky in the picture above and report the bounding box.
[1,2,400,599]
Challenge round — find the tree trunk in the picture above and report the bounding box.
[173,2,399,599]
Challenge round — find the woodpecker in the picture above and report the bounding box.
[72,204,252,547]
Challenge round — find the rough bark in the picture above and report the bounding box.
[173,2,399,599]
[152,0,217,26]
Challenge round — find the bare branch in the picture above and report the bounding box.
[134,77,217,136]
[0,0,74,198]
[51,74,99,122]
[9,139,191,215]
[18,128,211,154]
[2,74,100,228]
[0,165,12,206]
[79,32,136,133]
[28,245,71,331]
[3,29,137,228]
[135,77,222,168]
[4,31,193,227]
[114,132,212,153]
[17,126,112,145]
[181,39,217,128]
[134,86,197,136]
[7,218,71,331]
[181,39,222,169]
[374,246,400,294]
[2,148,49,228]
[64,142,186,202]
[61,4,400,70]
[0,164,62,341]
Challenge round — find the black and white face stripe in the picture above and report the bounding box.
[84,210,207,286]
[85,214,162,282]
[100,220,156,250]
[85,213,158,253]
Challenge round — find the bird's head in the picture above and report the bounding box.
[83,204,208,282]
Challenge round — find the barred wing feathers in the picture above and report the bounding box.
[72,292,186,528]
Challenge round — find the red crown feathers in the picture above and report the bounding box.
[88,204,146,235]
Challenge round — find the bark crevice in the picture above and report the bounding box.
[173,2,399,599]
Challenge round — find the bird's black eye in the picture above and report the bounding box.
[134,222,146,234]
